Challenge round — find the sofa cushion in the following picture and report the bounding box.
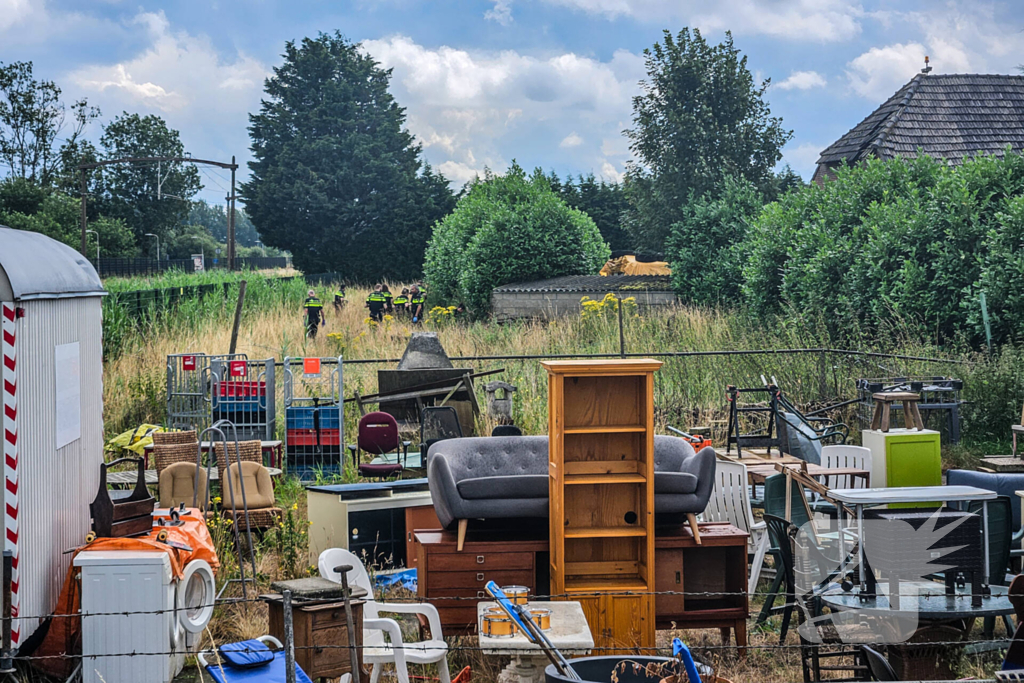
[654,471,698,494]
[457,474,549,500]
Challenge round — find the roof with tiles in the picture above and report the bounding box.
[493,274,672,293]
[816,73,1024,171]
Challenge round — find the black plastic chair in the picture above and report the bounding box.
[420,406,463,463]
[491,424,522,437]
[862,646,897,681]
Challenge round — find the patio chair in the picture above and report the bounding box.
[158,461,208,510]
[491,424,522,437]
[319,548,450,683]
[700,459,767,594]
[348,412,409,480]
[820,445,872,489]
[862,646,897,682]
[220,461,282,531]
[420,406,463,463]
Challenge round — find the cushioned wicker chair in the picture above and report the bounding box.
[214,440,264,483]
[152,429,198,446]
[153,442,200,478]
[220,461,281,531]
[159,461,208,510]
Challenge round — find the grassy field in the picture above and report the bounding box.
[94,272,1016,683]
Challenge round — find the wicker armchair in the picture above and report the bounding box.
[220,461,281,531]
[152,429,198,446]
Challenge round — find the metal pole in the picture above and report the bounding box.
[229,280,247,355]
[1,550,12,674]
[228,156,236,271]
[79,171,88,256]
[283,589,297,683]
[617,296,625,358]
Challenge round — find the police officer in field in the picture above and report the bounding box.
[409,285,426,323]
[333,286,347,311]
[381,284,394,314]
[366,285,388,322]
[303,289,326,338]
[392,288,410,317]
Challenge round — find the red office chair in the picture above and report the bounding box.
[348,412,409,480]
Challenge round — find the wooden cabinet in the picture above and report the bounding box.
[543,359,662,653]
[404,505,442,568]
[267,598,363,680]
[654,522,748,647]
[414,530,548,634]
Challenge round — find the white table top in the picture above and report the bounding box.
[477,601,594,655]
[829,485,997,505]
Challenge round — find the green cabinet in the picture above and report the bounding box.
[863,429,941,505]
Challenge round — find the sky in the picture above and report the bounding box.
[3,0,1024,206]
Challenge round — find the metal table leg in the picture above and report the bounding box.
[858,504,866,592]
[982,500,991,588]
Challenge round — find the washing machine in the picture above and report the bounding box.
[75,550,215,683]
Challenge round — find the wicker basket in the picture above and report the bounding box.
[153,442,200,477]
[221,507,282,531]
[152,430,198,446]
[213,440,263,481]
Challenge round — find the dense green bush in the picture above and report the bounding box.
[666,177,762,305]
[961,345,1024,449]
[740,153,1024,346]
[423,163,610,315]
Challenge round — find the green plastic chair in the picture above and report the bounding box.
[968,497,1015,637]
[755,473,813,626]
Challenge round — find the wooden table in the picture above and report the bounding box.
[106,466,283,486]
[477,601,593,683]
[745,462,870,487]
[143,439,285,468]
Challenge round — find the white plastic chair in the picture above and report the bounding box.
[820,445,872,490]
[319,548,450,683]
[700,459,768,595]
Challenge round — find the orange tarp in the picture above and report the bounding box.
[29,509,218,679]
[599,254,671,276]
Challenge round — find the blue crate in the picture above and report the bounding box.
[286,406,340,429]
[213,398,262,412]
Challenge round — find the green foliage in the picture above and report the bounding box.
[97,112,201,244]
[0,60,99,185]
[243,32,455,281]
[188,199,261,247]
[741,153,1024,346]
[961,345,1024,449]
[667,176,763,305]
[424,162,610,314]
[623,28,791,252]
[545,171,631,251]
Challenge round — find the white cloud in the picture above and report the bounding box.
[846,42,927,100]
[560,132,583,148]
[485,0,514,25]
[776,70,827,91]
[600,160,624,183]
[783,141,826,178]
[541,0,864,42]
[0,0,33,31]
[362,36,644,184]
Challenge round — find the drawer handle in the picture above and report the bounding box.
[332,611,340,619]
[476,555,485,564]
[477,591,486,598]
[476,572,484,581]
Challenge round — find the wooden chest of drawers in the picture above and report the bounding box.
[268,598,364,680]
[415,530,548,634]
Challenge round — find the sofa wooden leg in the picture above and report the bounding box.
[457,519,468,551]
[686,513,701,545]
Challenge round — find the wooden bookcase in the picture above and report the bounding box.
[543,359,662,654]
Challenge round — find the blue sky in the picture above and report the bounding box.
[3,1,1024,205]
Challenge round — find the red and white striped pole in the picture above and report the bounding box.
[1,304,19,646]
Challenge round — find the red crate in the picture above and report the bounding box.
[218,380,266,398]
[287,429,340,446]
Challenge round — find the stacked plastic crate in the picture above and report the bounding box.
[286,403,342,480]
[214,379,266,433]
[211,359,276,441]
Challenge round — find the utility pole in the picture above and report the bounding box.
[79,171,88,256]
[227,155,237,271]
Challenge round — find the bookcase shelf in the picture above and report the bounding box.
[543,358,662,654]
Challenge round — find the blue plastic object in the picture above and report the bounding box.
[219,640,274,668]
[376,568,417,592]
[205,649,314,683]
[672,638,702,683]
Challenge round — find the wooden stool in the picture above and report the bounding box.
[871,392,925,432]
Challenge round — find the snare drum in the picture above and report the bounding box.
[528,608,552,631]
[482,609,516,638]
[503,585,529,605]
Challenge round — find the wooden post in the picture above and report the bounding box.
[337,565,361,680]
[229,280,247,355]
[283,589,297,683]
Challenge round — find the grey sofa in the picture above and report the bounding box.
[427,435,716,548]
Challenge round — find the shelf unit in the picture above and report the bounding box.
[543,358,662,654]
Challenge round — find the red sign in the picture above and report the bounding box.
[229,360,247,378]
[181,355,196,372]
[303,358,321,377]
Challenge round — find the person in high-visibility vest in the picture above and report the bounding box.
[366,285,388,321]
[409,285,426,323]
[333,286,347,311]
[392,288,410,317]
[303,289,326,338]
[381,284,394,314]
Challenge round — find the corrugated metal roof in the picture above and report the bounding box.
[0,227,105,301]
[493,274,673,293]
[817,74,1024,169]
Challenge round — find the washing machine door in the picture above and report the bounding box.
[177,560,216,634]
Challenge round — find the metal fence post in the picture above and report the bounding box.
[283,589,297,683]
[1,550,13,673]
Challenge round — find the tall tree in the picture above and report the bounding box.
[97,112,201,244]
[624,29,791,251]
[242,32,455,281]
[0,61,99,186]
[188,199,260,246]
[540,170,631,252]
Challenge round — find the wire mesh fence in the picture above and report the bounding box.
[90,256,289,278]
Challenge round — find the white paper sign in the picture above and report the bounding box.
[55,342,81,449]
